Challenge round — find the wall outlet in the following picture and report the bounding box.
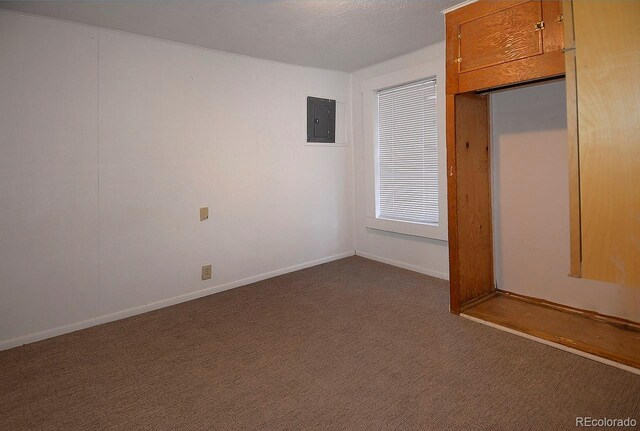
[201,265,212,280]
[200,207,209,221]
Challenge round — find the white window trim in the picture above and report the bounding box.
[361,58,447,241]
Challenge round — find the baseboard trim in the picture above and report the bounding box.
[355,251,449,280]
[461,313,640,376]
[0,251,356,351]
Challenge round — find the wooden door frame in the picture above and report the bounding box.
[445,0,565,313]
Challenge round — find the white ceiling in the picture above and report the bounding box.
[0,0,459,72]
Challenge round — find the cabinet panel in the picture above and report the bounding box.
[459,1,543,73]
[542,0,564,52]
[447,0,565,94]
[573,1,640,287]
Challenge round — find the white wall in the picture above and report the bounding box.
[351,43,449,280]
[0,11,353,349]
[491,81,640,322]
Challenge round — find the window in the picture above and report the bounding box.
[361,56,445,240]
[376,79,438,225]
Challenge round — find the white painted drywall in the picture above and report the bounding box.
[491,81,640,322]
[0,11,353,348]
[351,42,450,280]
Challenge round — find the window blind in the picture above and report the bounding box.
[377,78,438,225]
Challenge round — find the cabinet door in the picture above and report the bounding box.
[542,0,564,53]
[458,1,543,73]
[572,1,640,287]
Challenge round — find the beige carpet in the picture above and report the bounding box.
[1,256,639,430]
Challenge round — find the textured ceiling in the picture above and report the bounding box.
[0,0,459,71]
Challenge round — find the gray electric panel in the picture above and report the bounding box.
[307,97,336,143]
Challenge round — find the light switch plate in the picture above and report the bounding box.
[201,265,212,280]
[200,207,209,221]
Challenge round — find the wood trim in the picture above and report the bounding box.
[542,0,564,53]
[563,0,581,277]
[459,290,497,313]
[445,0,531,24]
[445,15,460,95]
[462,314,640,375]
[497,290,640,331]
[446,94,461,313]
[458,50,565,93]
[464,290,640,370]
[454,93,494,308]
[441,0,479,15]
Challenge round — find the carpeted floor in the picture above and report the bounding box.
[1,256,639,430]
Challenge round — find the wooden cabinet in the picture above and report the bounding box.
[445,0,566,313]
[458,1,543,73]
[446,0,565,94]
[443,0,640,367]
[445,0,640,314]
[565,0,640,287]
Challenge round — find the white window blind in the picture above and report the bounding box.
[377,78,438,225]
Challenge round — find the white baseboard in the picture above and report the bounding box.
[0,251,355,351]
[461,313,640,376]
[355,251,449,281]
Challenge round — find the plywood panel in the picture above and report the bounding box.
[574,1,640,287]
[459,1,543,73]
[563,0,581,277]
[454,93,494,306]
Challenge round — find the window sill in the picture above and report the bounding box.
[304,142,348,148]
[365,216,447,241]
